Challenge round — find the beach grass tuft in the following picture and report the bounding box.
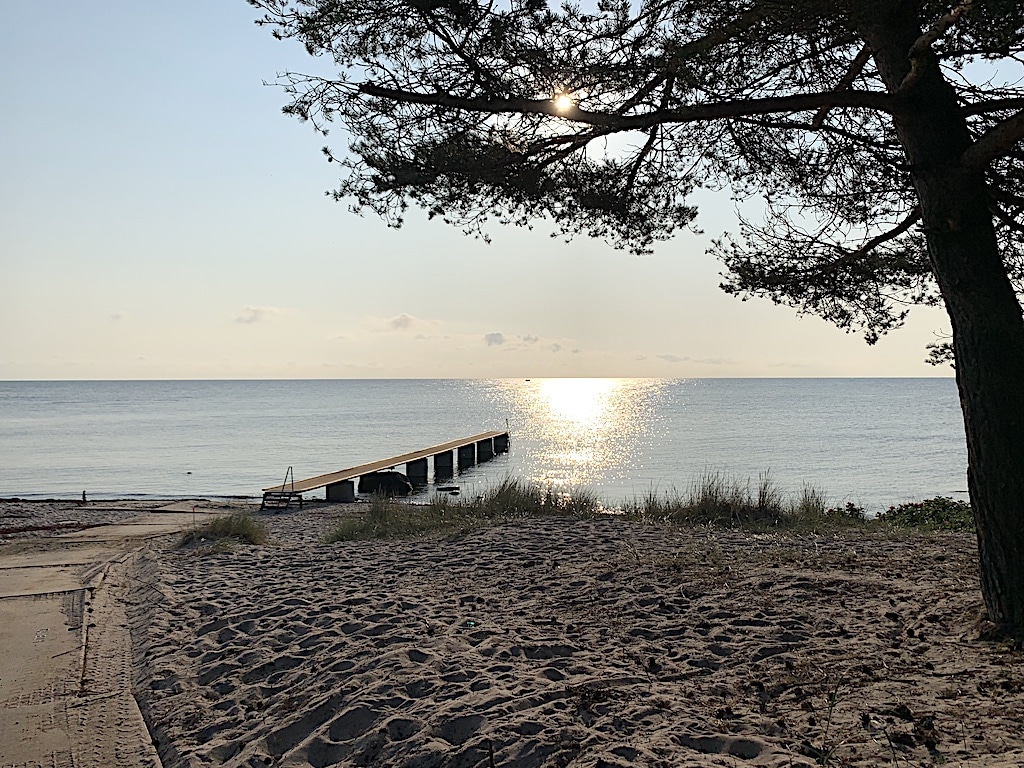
[323,476,601,543]
[792,483,829,517]
[449,475,602,520]
[179,512,269,548]
[322,494,472,542]
[621,471,874,532]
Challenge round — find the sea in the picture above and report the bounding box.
[0,378,967,512]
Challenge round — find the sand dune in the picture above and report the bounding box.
[127,508,1024,767]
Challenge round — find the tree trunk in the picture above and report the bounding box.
[862,8,1024,635]
[926,171,1024,637]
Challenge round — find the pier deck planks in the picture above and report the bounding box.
[262,430,507,493]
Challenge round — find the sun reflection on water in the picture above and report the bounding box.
[536,378,619,428]
[494,378,669,494]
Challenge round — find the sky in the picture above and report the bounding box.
[0,1,954,380]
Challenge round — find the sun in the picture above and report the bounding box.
[552,93,575,112]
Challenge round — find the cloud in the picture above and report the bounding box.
[235,306,282,324]
[110,311,126,322]
[389,313,415,330]
[656,353,731,365]
[369,313,442,333]
[550,343,562,353]
[412,332,451,341]
[483,332,550,350]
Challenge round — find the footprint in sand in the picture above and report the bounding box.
[435,713,484,745]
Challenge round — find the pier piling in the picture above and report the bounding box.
[477,438,494,462]
[457,444,476,471]
[407,458,429,485]
[326,480,356,503]
[434,450,454,480]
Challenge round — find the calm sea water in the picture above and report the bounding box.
[0,379,966,511]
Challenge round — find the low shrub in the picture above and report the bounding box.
[824,502,868,521]
[878,496,974,531]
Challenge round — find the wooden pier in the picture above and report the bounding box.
[262,430,510,505]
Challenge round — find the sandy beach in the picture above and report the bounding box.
[3,500,1023,767]
[0,499,235,768]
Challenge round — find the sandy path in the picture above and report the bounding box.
[133,509,1024,768]
[0,501,239,768]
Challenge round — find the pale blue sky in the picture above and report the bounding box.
[1,1,952,379]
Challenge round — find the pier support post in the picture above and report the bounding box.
[326,480,355,503]
[476,438,494,462]
[434,451,454,480]
[458,444,476,471]
[407,458,429,486]
[494,432,509,453]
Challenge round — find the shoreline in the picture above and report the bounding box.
[3,500,1022,767]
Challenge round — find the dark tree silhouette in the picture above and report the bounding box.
[249,0,1024,634]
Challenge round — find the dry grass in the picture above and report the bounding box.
[179,512,269,548]
[323,477,601,543]
[620,471,873,532]
[322,473,974,543]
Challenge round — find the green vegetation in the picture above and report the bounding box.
[179,512,269,548]
[321,473,976,542]
[824,502,868,522]
[621,474,977,535]
[878,497,975,531]
[620,472,869,532]
[455,475,601,519]
[323,476,601,543]
[323,494,463,542]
